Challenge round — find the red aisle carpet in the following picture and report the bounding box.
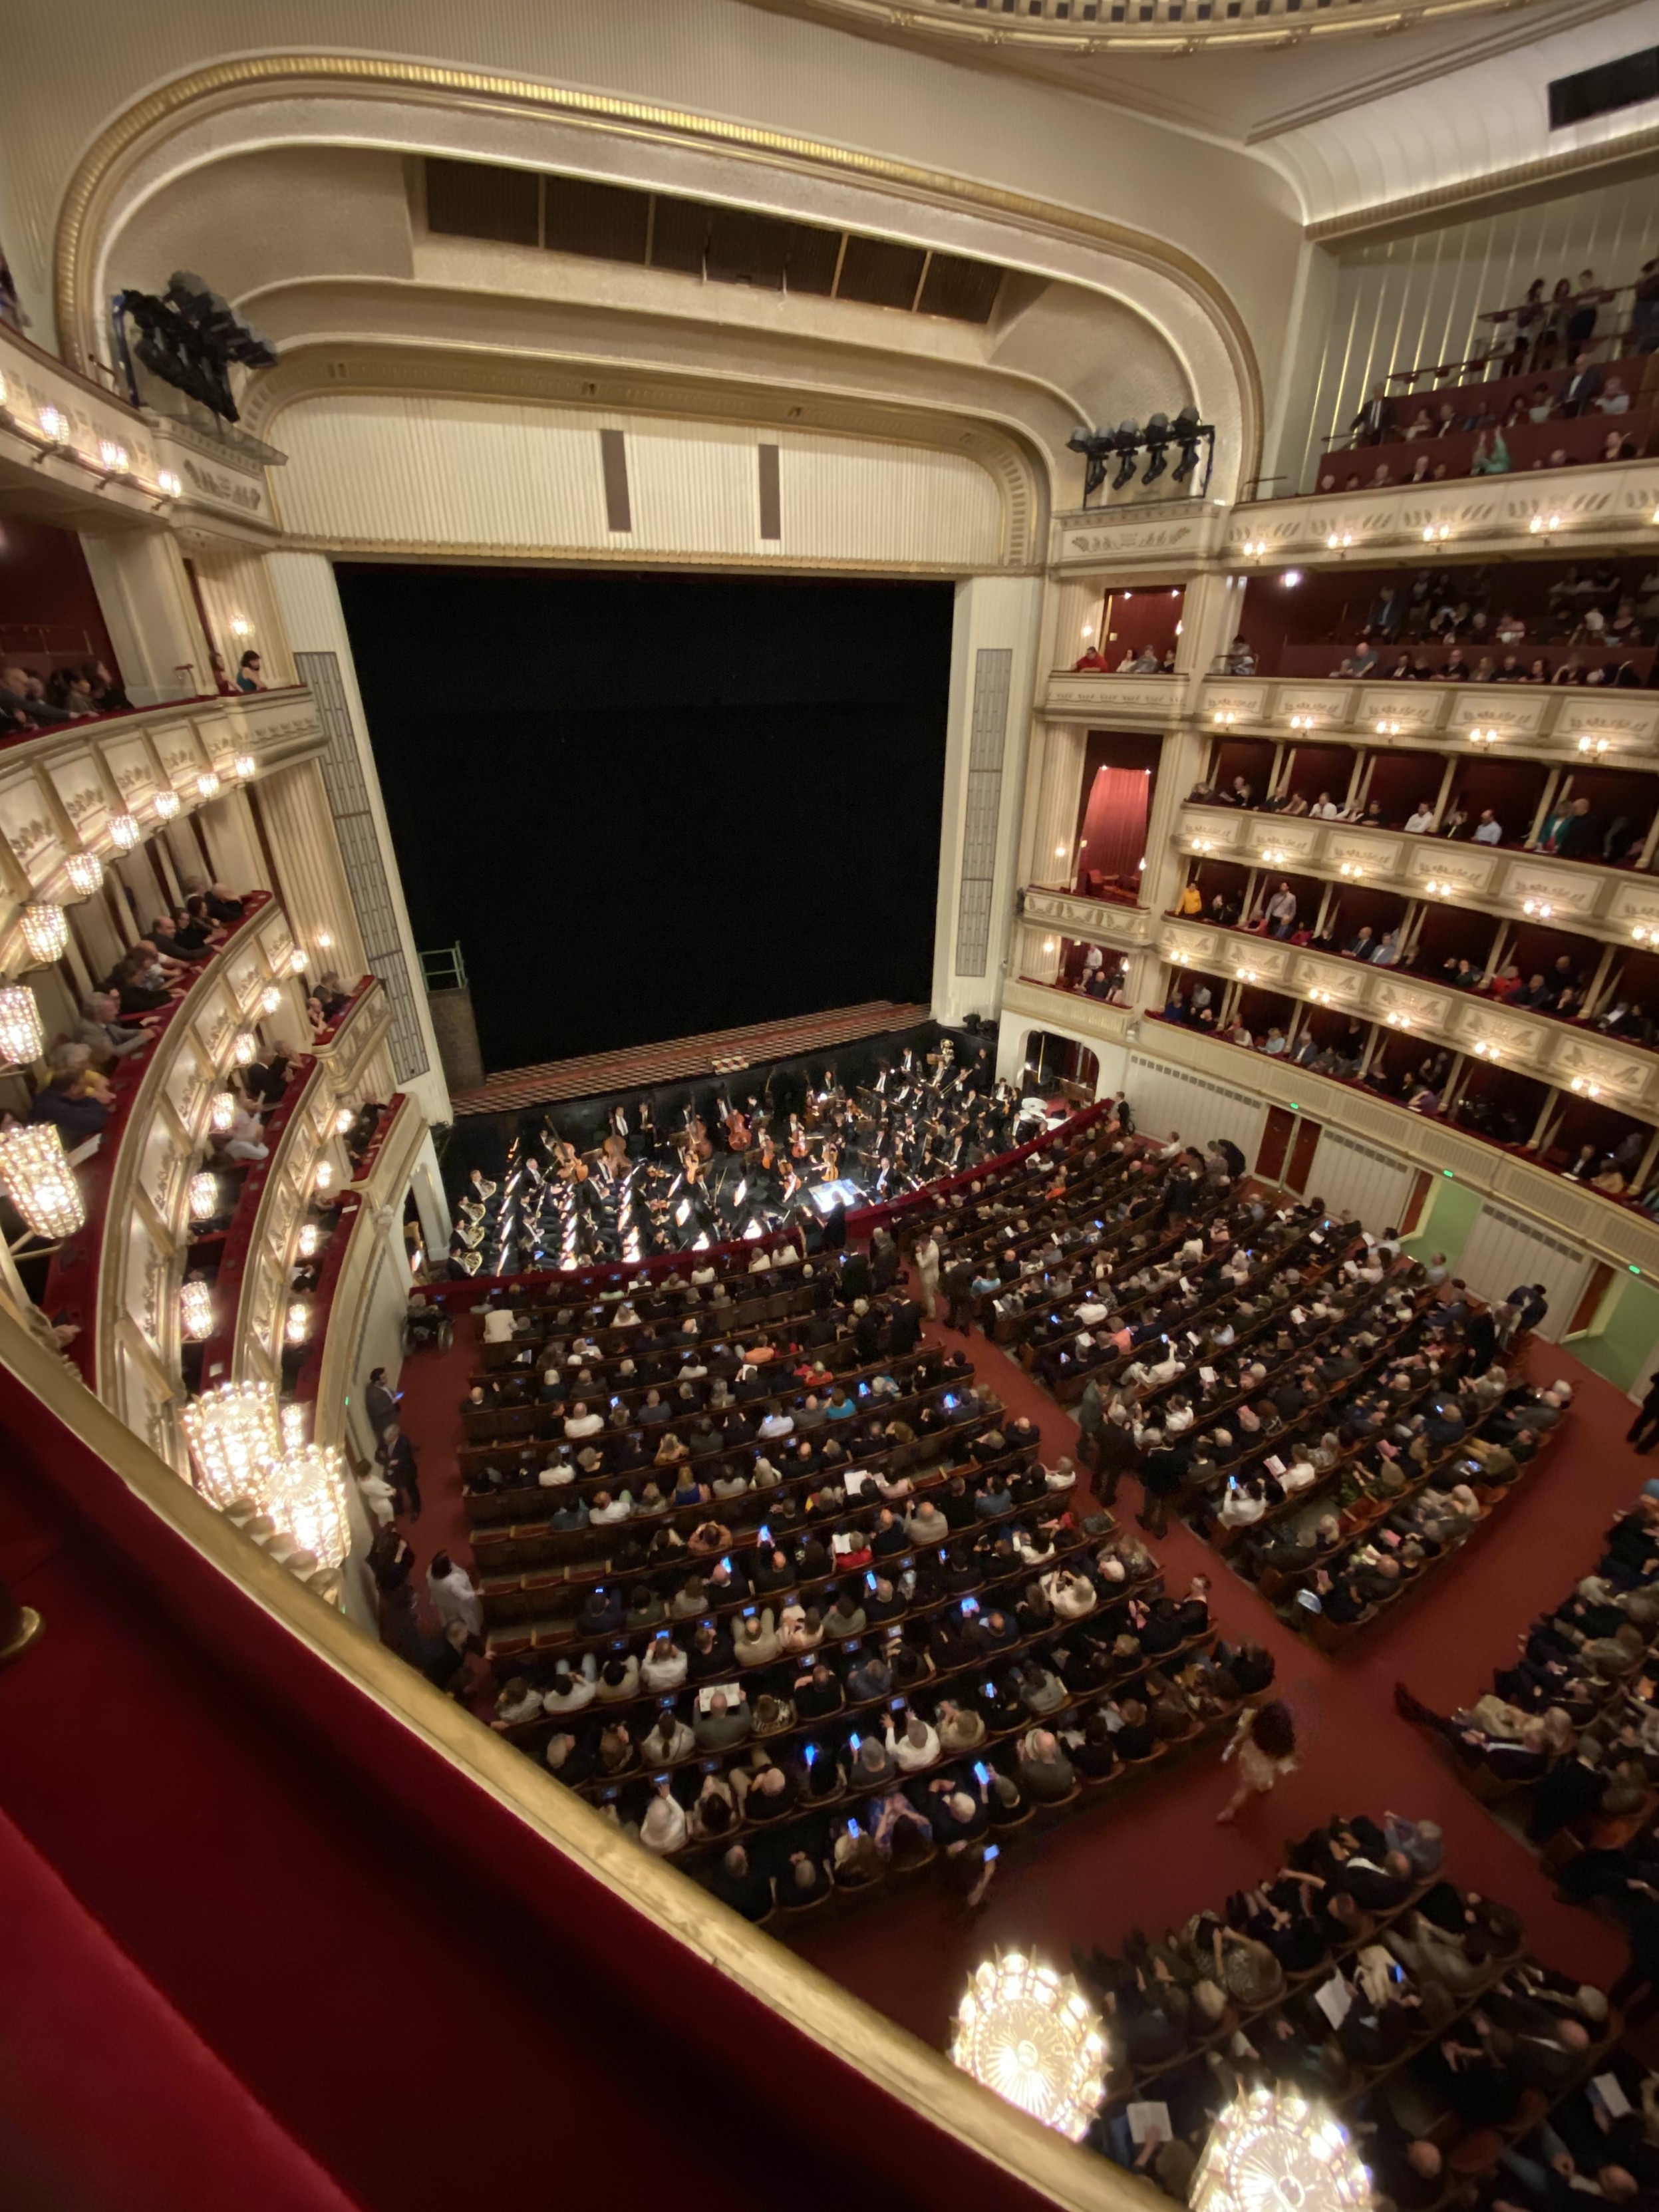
[395,1279,1638,2050]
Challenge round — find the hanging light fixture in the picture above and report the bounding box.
[108,812,142,852]
[259,985,281,1015]
[64,851,103,898]
[333,1106,355,1136]
[948,1953,1108,2141]
[209,1090,237,1134]
[180,1380,283,1512]
[313,1160,335,1192]
[232,1031,256,1066]
[0,1122,86,1239]
[232,753,256,780]
[0,985,44,1068]
[1191,2088,1372,2212]
[20,903,67,965]
[196,771,221,802]
[296,1222,320,1259]
[152,789,181,820]
[315,931,333,952]
[269,1444,351,1569]
[188,1170,220,1220]
[285,1299,312,1346]
[179,1278,215,1341]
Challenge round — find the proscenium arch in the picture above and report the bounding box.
[53,56,1264,500]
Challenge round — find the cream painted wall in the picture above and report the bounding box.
[0,0,1298,462]
[271,393,1010,569]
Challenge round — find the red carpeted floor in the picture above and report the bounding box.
[396,1276,1640,2054]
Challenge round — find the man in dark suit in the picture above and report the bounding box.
[376,1422,421,1519]
[1559,349,1602,415]
[1350,383,1395,444]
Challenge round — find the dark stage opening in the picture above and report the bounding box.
[336,565,955,1074]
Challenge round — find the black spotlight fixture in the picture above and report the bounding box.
[1171,403,1212,486]
[1141,410,1171,487]
[1066,424,1116,501]
[1110,419,1142,492]
[112,268,279,424]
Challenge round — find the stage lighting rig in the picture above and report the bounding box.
[1069,403,1216,502]
[112,269,279,424]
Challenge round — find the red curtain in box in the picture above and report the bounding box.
[1078,765,1150,895]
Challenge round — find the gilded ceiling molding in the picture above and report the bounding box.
[247,339,1045,566]
[747,0,1547,51]
[52,54,1262,484]
[1308,122,1659,244]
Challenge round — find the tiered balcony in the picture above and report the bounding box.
[0,687,325,967]
[1172,806,1659,953]
[1040,669,1189,725]
[1152,913,1659,1126]
[1195,675,1659,763]
[1225,456,1659,569]
[198,979,390,1397]
[51,893,302,1456]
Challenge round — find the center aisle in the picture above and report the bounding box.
[393,1264,1637,2058]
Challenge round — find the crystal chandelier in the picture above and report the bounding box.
[1191,2088,1373,2212]
[188,1170,219,1220]
[179,1278,215,1341]
[233,753,256,780]
[285,1299,311,1345]
[313,1160,334,1191]
[180,1380,283,1511]
[65,851,103,897]
[153,789,181,820]
[209,1090,236,1134]
[269,1444,351,1568]
[108,812,142,851]
[949,1953,1108,2141]
[259,985,281,1015]
[197,771,221,801]
[232,1031,256,1066]
[0,985,45,1068]
[296,1222,320,1259]
[20,903,68,965]
[0,1122,86,1239]
[334,1106,355,1135]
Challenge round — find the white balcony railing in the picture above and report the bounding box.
[1195,674,1659,760]
[1040,671,1191,724]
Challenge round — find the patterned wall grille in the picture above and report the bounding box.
[954,646,1012,978]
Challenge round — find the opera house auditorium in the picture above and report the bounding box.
[15,3,1659,2210]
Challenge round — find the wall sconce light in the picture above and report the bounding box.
[315,931,333,952]
[289,947,309,975]
[1281,570,1302,589]
[108,812,141,851]
[189,1170,220,1221]
[1213,711,1237,728]
[281,1400,309,1450]
[1522,898,1553,919]
[0,986,44,1068]
[180,1278,216,1341]
[97,439,129,477]
[152,788,181,820]
[157,470,182,501]
[1288,714,1318,732]
[210,1090,237,1134]
[1241,538,1269,557]
[64,851,103,898]
[285,1300,312,1346]
[196,772,221,802]
[1423,877,1455,898]
[1387,1011,1412,1029]
[1468,728,1500,748]
[1324,532,1354,550]
[1422,524,1450,543]
[0,1121,86,1239]
[259,985,281,1016]
[19,903,67,965]
[297,1223,321,1260]
[232,1032,256,1067]
[1236,967,1258,983]
[1528,514,1563,536]
[1578,736,1610,756]
[232,753,256,780]
[229,617,252,643]
[333,1106,355,1136]
[1042,937,1056,953]
[1472,1039,1500,1060]
[1374,718,1404,737]
[1260,847,1287,866]
[37,406,71,448]
[1634,923,1656,944]
[313,1161,335,1192]
[1571,1076,1602,1098]
[1338,862,1364,879]
[180,1380,282,1513]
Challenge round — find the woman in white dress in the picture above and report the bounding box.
[1216,1699,1298,1824]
